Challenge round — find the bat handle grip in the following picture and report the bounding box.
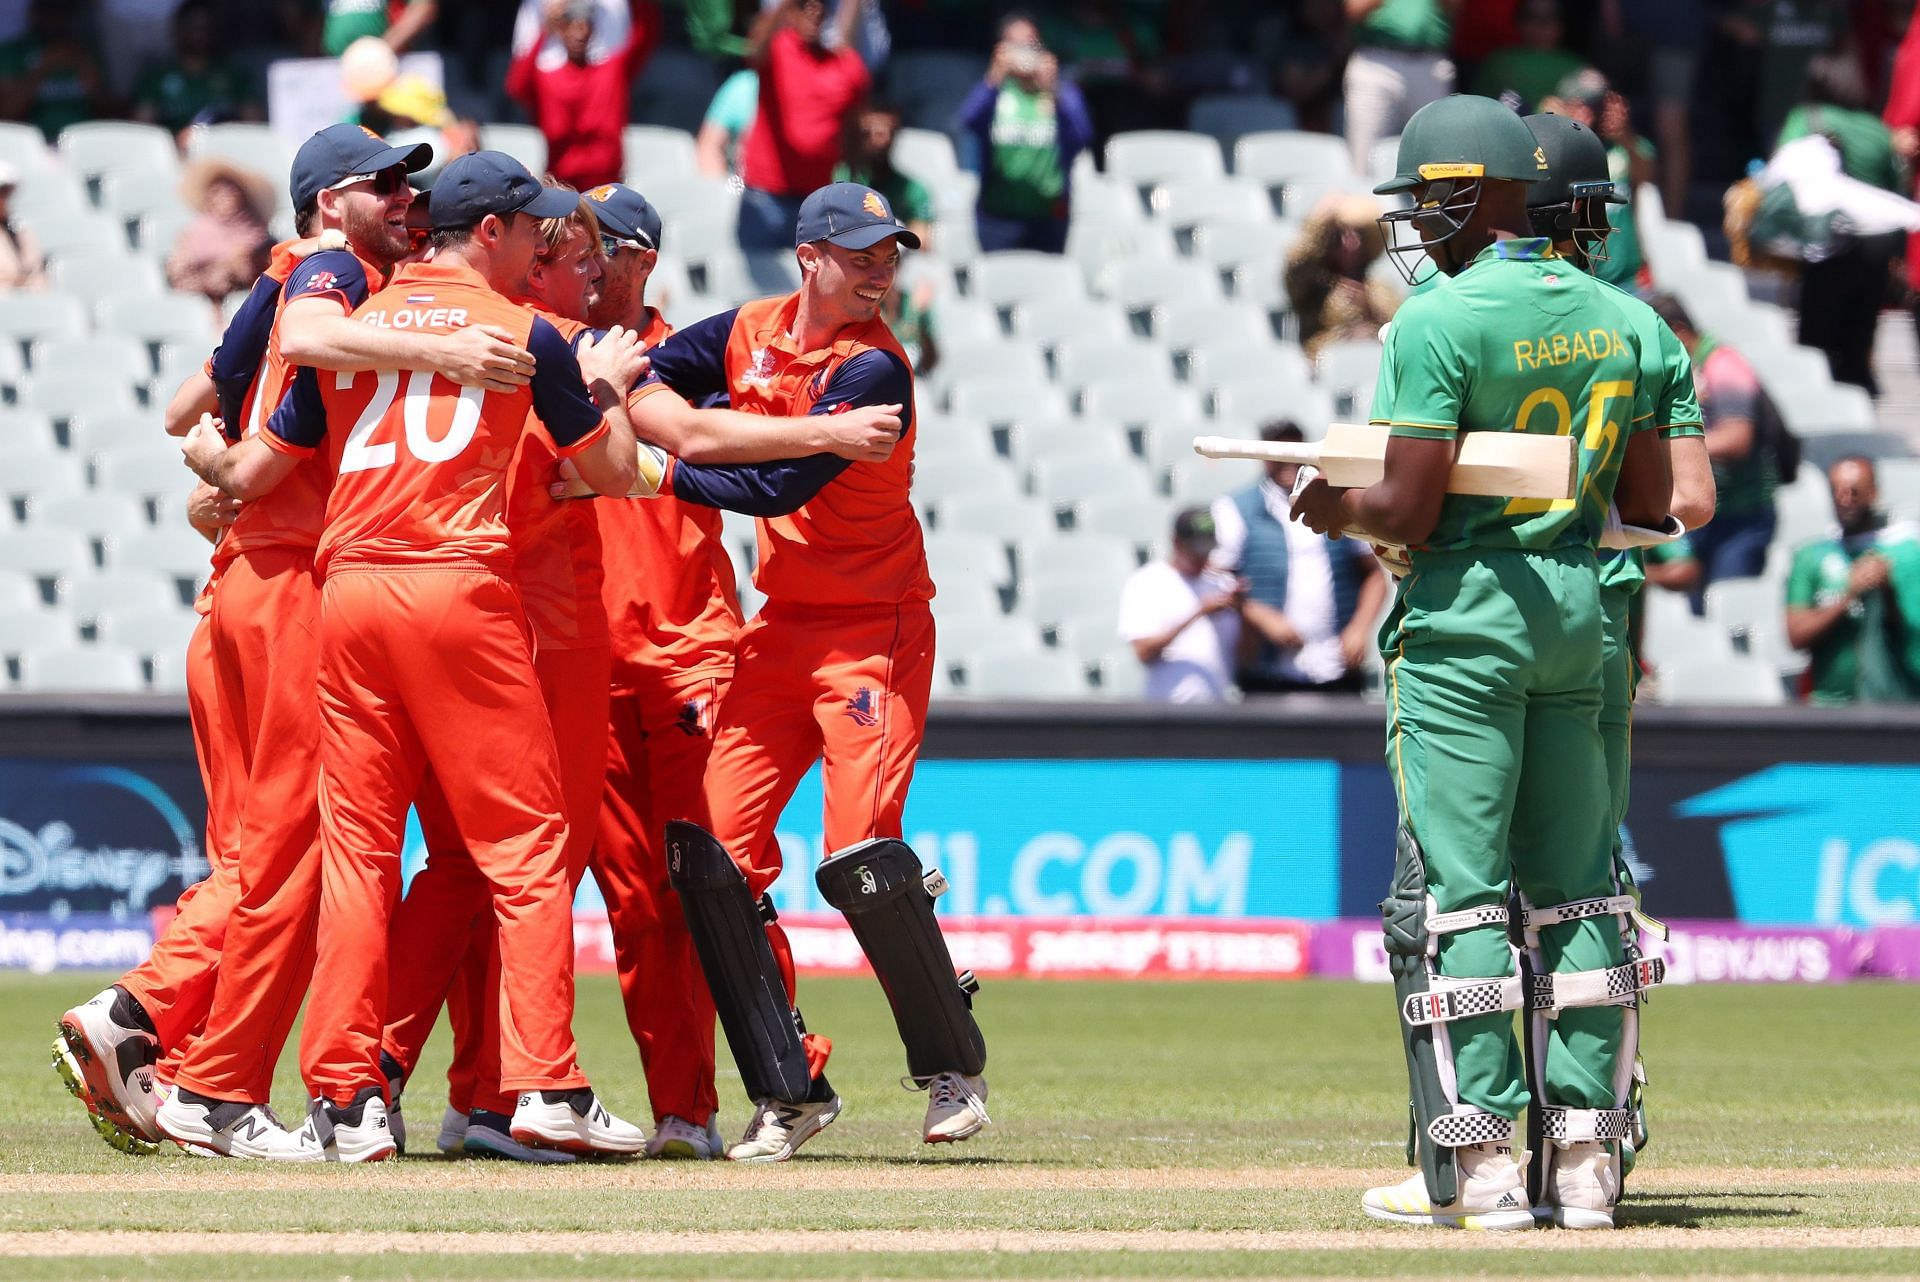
[1191,436,1319,466]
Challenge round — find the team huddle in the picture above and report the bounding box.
[52,120,987,1167]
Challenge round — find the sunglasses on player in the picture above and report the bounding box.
[327,167,409,196]
[600,231,655,257]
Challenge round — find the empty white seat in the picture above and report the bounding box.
[92,445,181,502]
[1639,587,1734,669]
[1366,134,1403,185]
[1007,416,1133,467]
[1189,94,1300,145]
[95,605,195,656]
[621,124,696,183]
[1031,456,1156,508]
[1874,458,1920,513]
[1234,131,1357,213]
[1010,297,1130,350]
[892,127,961,190]
[13,169,89,224]
[29,492,152,542]
[1092,647,1147,698]
[106,525,214,579]
[1052,337,1169,393]
[1168,458,1264,505]
[0,607,76,661]
[35,335,154,394]
[99,291,217,353]
[0,527,95,582]
[1191,341,1312,395]
[1018,568,1126,630]
[1017,534,1139,586]
[59,121,180,187]
[69,412,167,460]
[1157,301,1274,357]
[1106,131,1226,193]
[1157,180,1272,228]
[1103,257,1222,321]
[1316,338,1384,417]
[704,250,802,304]
[19,644,146,693]
[3,456,90,512]
[0,408,60,454]
[186,125,295,205]
[933,612,1044,669]
[648,175,741,237]
[1655,658,1786,706]
[63,570,183,619]
[0,571,49,613]
[932,338,1049,390]
[961,645,1088,699]
[924,530,1013,591]
[1072,492,1174,545]
[947,376,1070,426]
[934,494,1059,543]
[135,204,197,257]
[912,413,1000,471]
[23,371,140,429]
[477,123,549,176]
[970,251,1089,310]
[1211,376,1333,432]
[0,293,89,361]
[0,123,55,178]
[1080,377,1206,431]
[50,254,166,306]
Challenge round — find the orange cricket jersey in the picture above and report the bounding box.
[263,260,609,574]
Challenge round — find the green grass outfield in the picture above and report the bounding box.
[2,972,1916,1279]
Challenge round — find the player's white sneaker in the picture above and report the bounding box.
[645,1114,718,1160]
[510,1089,645,1155]
[727,1094,841,1163]
[1361,1142,1536,1231]
[157,1088,325,1161]
[922,1072,991,1144]
[57,986,161,1144]
[464,1108,578,1163]
[312,1086,398,1163]
[379,1052,407,1155]
[1541,1140,1620,1229]
[50,1034,158,1156]
[436,1105,470,1154]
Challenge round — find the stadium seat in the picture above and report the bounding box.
[31,209,134,261]
[1210,374,1332,430]
[29,492,151,544]
[0,408,60,456]
[929,293,1000,347]
[1656,657,1786,705]
[1139,418,1229,472]
[929,575,1005,620]
[4,456,89,516]
[1092,647,1147,697]
[1068,221,1178,294]
[924,530,1014,592]
[19,644,147,694]
[947,376,1069,426]
[911,454,1024,508]
[0,122,54,177]
[0,606,75,669]
[34,335,154,397]
[0,570,47,613]
[882,50,987,133]
[0,527,94,588]
[1316,339,1384,418]
[1010,296,1131,350]
[59,121,179,190]
[478,124,548,176]
[64,570,185,620]
[1874,458,1920,514]
[913,413,1000,470]
[1639,587,1734,669]
[1101,259,1220,334]
[1017,567,1125,631]
[970,251,1088,311]
[1366,135,1402,186]
[151,345,210,408]
[705,249,802,304]
[1156,180,1273,230]
[135,204,197,257]
[22,370,140,434]
[893,127,961,191]
[98,291,218,359]
[932,338,1049,391]
[107,524,215,581]
[1187,214,1297,277]
[646,175,741,239]
[1030,456,1156,509]
[1705,578,1794,668]
[933,494,1060,543]
[0,293,90,366]
[92,444,180,504]
[961,645,1088,699]
[48,253,165,309]
[186,124,295,206]
[1234,131,1358,215]
[1158,301,1275,364]
[1006,417,1133,468]
[1641,217,1707,280]
[1106,131,1226,194]
[1017,534,1140,588]
[932,613,1045,669]
[1167,458,1263,506]
[95,606,195,659]
[621,124,696,183]
[1080,377,1206,431]
[12,169,88,225]
[0,340,24,398]
[1072,492,1173,546]
[1191,340,1311,398]
[1051,336,1169,395]
[1188,94,1300,147]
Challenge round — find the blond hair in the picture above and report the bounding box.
[535,176,601,261]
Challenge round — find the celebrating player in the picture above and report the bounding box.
[1290,94,1671,1230]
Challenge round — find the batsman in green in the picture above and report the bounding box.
[1291,94,1672,1231]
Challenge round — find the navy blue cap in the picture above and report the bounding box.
[582,182,663,251]
[428,151,581,229]
[290,123,432,211]
[794,182,921,251]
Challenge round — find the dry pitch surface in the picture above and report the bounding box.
[3,974,1915,1279]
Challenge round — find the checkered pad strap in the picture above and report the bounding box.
[1426,1109,1516,1149]
[1528,957,1665,1012]
[1521,895,1636,930]
[1426,904,1508,934]
[1538,1106,1635,1144]
[1401,975,1524,1027]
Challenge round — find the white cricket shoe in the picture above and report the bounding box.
[57,986,161,1143]
[1361,1142,1537,1231]
[1541,1140,1621,1230]
[51,1034,157,1156]
[157,1089,325,1161]
[312,1086,398,1163]
[510,1089,645,1155]
[726,1095,840,1163]
[645,1114,717,1160]
[379,1052,407,1154]
[922,1072,991,1144]
[464,1109,578,1163]
[436,1105,470,1154]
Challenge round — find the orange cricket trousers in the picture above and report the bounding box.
[172,549,326,1105]
[702,602,934,1004]
[123,612,242,1071]
[300,566,585,1108]
[596,671,728,1126]
[381,644,611,1116]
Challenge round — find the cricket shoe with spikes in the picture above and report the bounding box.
[727,1094,841,1163]
[645,1114,718,1160]
[1361,1142,1537,1231]
[310,1086,398,1163]
[156,1088,326,1161]
[464,1109,577,1163]
[50,1035,158,1156]
[57,986,161,1144]
[510,1089,645,1156]
[921,1072,991,1144]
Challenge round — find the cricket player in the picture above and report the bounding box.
[179,150,648,1161]
[1521,110,1719,1208]
[1290,94,1671,1230]
[631,183,987,1162]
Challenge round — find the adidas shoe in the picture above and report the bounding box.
[1541,1140,1621,1230]
[1361,1142,1537,1231]
[922,1072,991,1144]
[645,1114,717,1160]
[464,1109,577,1163]
[510,1088,645,1156]
[379,1051,407,1155]
[436,1105,470,1155]
[50,1034,157,1156]
[156,1088,325,1161]
[311,1086,398,1163]
[726,1094,841,1163]
[57,987,161,1143]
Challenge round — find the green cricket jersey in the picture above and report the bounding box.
[1785,524,1920,704]
[981,83,1067,221]
[1371,238,1655,555]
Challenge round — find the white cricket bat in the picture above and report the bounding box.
[1192,423,1576,500]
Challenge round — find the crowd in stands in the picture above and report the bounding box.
[5,0,1920,707]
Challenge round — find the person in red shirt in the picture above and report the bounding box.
[737,0,871,250]
[507,0,660,192]
[179,151,649,1162]
[632,183,990,1163]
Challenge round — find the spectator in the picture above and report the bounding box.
[1780,53,1906,394]
[1117,507,1245,704]
[1472,0,1587,112]
[324,0,439,55]
[956,12,1094,255]
[1603,0,1708,216]
[1210,421,1389,695]
[1648,294,1779,608]
[1341,0,1457,171]
[0,0,109,140]
[833,101,933,251]
[131,1,256,140]
[1284,193,1400,360]
[166,158,272,315]
[0,162,48,290]
[737,0,870,250]
[695,65,758,178]
[1549,70,1652,291]
[1272,0,1351,135]
[1785,457,1920,705]
[506,0,661,193]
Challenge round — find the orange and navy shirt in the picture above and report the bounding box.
[206,240,378,566]
[266,260,608,574]
[597,307,743,691]
[635,292,933,609]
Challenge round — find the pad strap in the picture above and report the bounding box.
[1521,895,1636,930]
[1427,904,1508,934]
[1401,974,1525,1027]
[1427,1110,1516,1148]
[1538,1105,1635,1144]
[1528,958,1665,1013]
